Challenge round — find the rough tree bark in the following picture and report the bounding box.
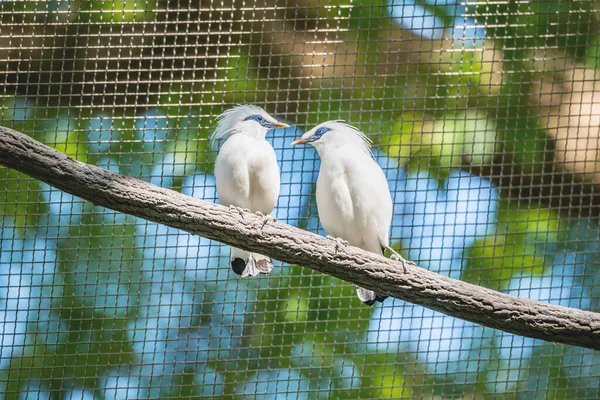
[1,125,599,351]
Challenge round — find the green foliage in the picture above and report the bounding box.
[0,169,48,232]
[217,48,270,105]
[463,202,564,290]
[470,0,598,59]
[349,0,391,34]
[387,110,498,176]
[2,309,135,398]
[1,1,599,398]
[0,209,140,398]
[44,113,88,162]
[0,0,70,23]
[490,67,551,173]
[76,0,156,23]
[585,35,600,69]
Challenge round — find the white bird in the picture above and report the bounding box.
[291,121,402,306]
[211,104,289,277]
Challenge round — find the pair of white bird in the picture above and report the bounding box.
[211,105,402,306]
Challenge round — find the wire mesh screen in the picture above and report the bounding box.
[1,0,599,398]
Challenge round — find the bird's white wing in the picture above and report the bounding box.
[316,146,392,254]
[316,145,392,306]
[353,154,394,252]
[214,134,280,213]
[247,143,280,214]
[316,154,354,239]
[214,135,251,209]
[214,133,280,277]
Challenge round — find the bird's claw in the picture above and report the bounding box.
[260,214,278,229]
[326,235,348,253]
[390,253,409,273]
[390,253,402,262]
[326,235,348,245]
[229,205,250,219]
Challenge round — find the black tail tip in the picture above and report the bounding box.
[231,258,247,276]
[375,294,388,303]
[363,294,388,306]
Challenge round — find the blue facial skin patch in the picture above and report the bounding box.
[245,114,274,128]
[305,126,331,142]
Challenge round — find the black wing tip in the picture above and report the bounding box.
[362,293,388,306]
[231,258,247,276]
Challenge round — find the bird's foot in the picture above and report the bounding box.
[326,235,348,253]
[390,253,414,274]
[229,205,250,219]
[389,253,404,262]
[259,214,278,230]
[384,245,409,273]
[390,253,406,273]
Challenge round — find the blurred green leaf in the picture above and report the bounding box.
[386,110,498,177]
[0,97,37,134]
[77,0,156,23]
[487,65,551,173]
[1,208,143,396]
[380,112,424,166]
[0,169,48,231]
[359,354,417,399]
[585,35,600,69]
[349,1,391,35]
[498,203,564,245]
[413,0,458,28]
[471,0,598,58]
[308,1,353,21]
[44,113,88,161]
[1,241,137,398]
[1,1,599,396]
[217,48,269,104]
[463,202,563,290]
[464,235,545,290]
[0,0,70,23]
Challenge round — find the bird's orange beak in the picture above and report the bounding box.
[290,138,305,145]
[274,121,290,128]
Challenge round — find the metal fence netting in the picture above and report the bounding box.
[1,0,600,399]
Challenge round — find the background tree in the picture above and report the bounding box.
[1,0,599,398]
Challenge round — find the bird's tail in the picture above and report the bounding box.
[230,247,273,277]
[356,286,387,306]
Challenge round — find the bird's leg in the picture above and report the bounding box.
[384,245,409,273]
[326,235,348,254]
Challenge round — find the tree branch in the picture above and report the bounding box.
[1,125,599,351]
